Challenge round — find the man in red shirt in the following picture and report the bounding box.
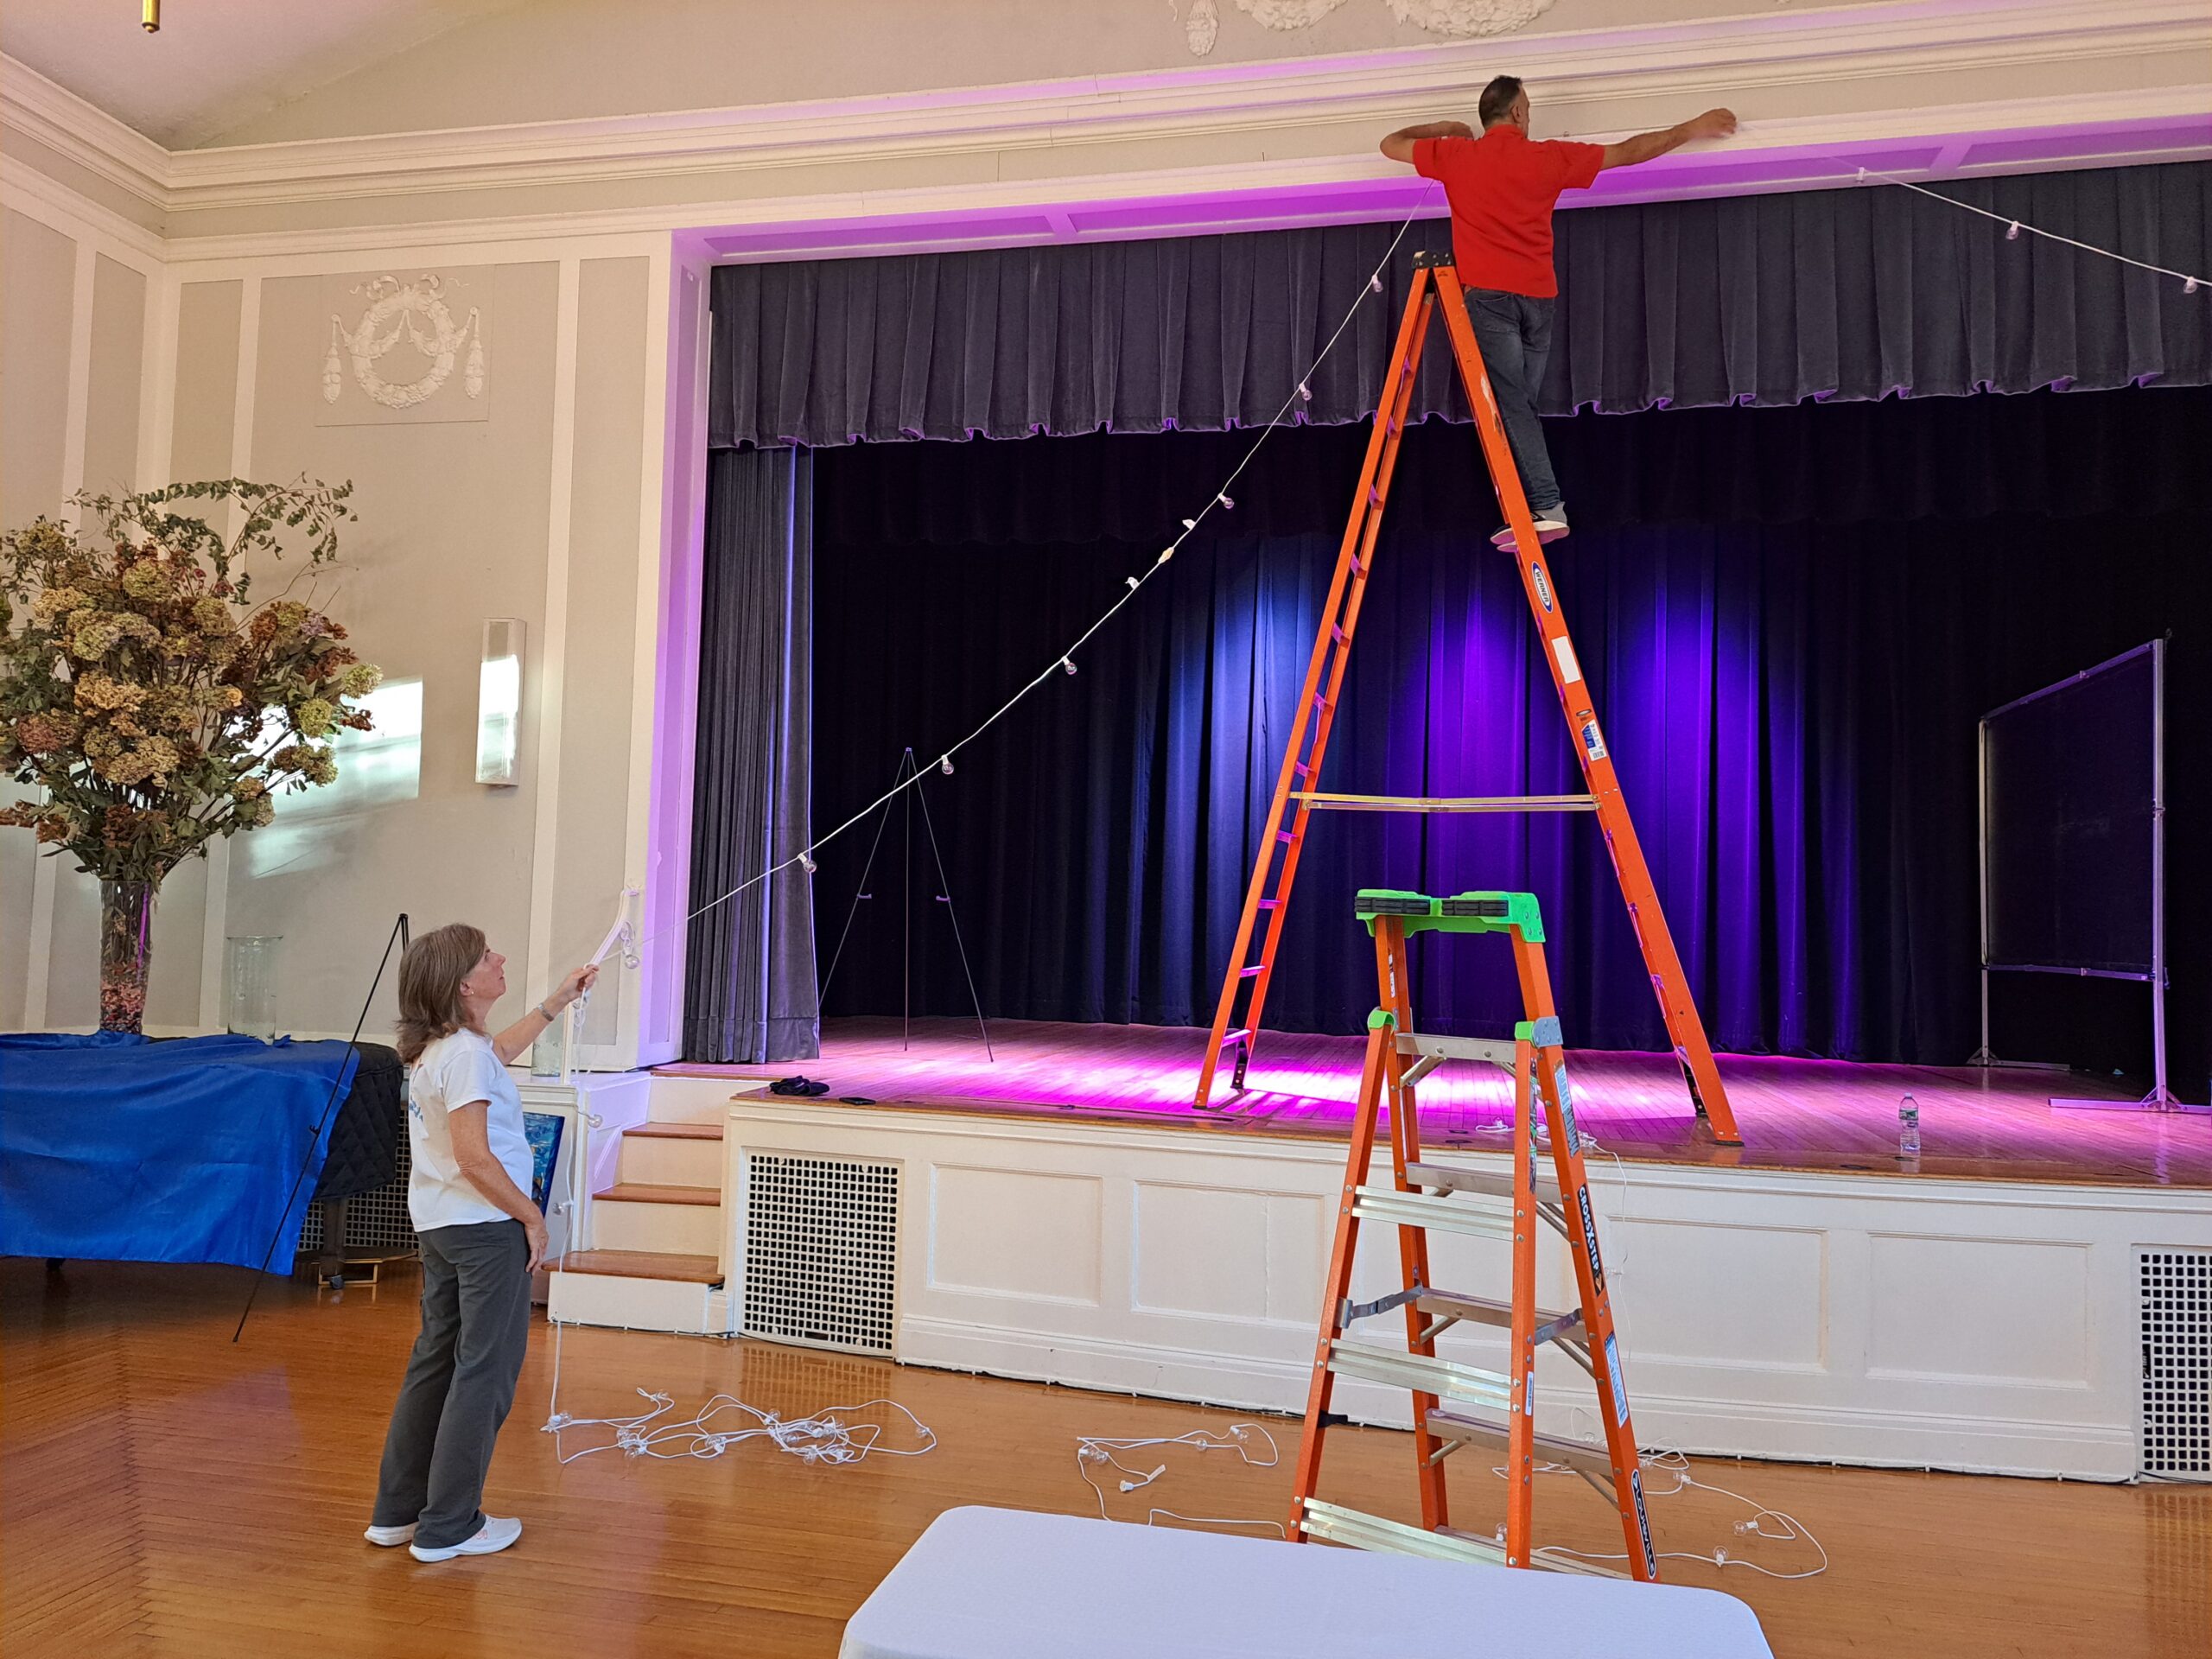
[1384,78,1736,548]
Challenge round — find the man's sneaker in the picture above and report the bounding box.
[409,1516,522,1563]
[364,1522,416,1547]
[1489,505,1570,550]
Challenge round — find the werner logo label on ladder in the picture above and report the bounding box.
[1194,251,1742,1147]
[1288,887,1657,1582]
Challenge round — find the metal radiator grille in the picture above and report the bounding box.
[2140,1249,2210,1478]
[741,1152,899,1354]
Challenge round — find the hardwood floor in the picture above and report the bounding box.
[3,1259,2203,1658]
[664,1017,2212,1188]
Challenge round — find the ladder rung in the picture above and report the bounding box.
[1326,1341,1512,1411]
[1256,899,1281,911]
[1395,1032,1518,1071]
[1217,1027,1250,1049]
[1291,792,1599,814]
[1238,965,1265,980]
[1412,1288,1583,1351]
[1405,1160,1563,1207]
[1274,829,1296,844]
[1351,1185,1511,1241]
[1292,760,1311,779]
[1299,1499,1506,1567]
[1425,1408,1616,1490]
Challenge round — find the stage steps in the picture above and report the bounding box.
[546,1116,736,1336]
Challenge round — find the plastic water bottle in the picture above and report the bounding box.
[1897,1094,1921,1160]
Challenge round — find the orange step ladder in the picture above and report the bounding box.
[1288,887,1656,1581]
[1192,251,1741,1146]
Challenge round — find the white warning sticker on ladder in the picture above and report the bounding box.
[1551,636,1582,683]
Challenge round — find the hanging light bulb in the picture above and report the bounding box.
[1156,546,1174,564]
[1297,382,1313,402]
[2185,276,2201,295]
[1217,492,1234,510]
[938,754,954,776]
[1061,657,1078,675]
[1126,575,1141,590]
[2005,220,2021,241]
[798,850,817,874]
[1369,272,1383,294]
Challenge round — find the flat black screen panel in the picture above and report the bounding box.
[1983,645,2158,975]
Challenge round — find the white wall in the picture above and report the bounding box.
[720,1097,2212,1484]
[1,181,168,1033]
[2,154,678,1061]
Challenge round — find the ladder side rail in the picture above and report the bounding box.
[1373,917,1450,1532]
[1195,269,1438,1109]
[1505,1034,1540,1566]
[1510,930,1660,1582]
[1232,289,1440,1075]
[1287,999,1400,1540]
[1428,265,1744,1146]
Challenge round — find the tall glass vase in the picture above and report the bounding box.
[99,879,156,1034]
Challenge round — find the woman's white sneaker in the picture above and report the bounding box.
[408,1516,522,1562]
[364,1522,416,1547]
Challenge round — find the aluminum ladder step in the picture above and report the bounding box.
[1425,1406,1619,1497]
[1326,1340,1511,1412]
[1298,1499,1505,1567]
[1351,1185,1511,1241]
[1404,1160,1563,1207]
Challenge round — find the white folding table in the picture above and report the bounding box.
[841,1506,1775,1659]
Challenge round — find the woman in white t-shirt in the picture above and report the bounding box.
[364,922,595,1563]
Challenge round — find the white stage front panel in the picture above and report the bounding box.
[715,1096,2211,1479]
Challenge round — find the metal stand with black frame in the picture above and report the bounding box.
[1974,639,2202,1115]
[818,746,993,1058]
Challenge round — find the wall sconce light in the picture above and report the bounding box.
[143,1,161,32]
[476,619,524,786]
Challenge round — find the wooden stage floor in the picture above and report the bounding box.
[5,1259,2206,1659]
[664,1017,2212,1188]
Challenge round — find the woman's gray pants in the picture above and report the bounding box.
[372,1218,531,1549]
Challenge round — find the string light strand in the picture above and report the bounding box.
[1855,165,2208,292]
[639,188,1440,956]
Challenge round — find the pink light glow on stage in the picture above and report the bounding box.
[664,1018,2211,1187]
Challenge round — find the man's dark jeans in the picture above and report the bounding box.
[1465,287,1561,516]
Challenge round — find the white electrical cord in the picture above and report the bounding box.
[1075,1423,1287,1535]
[535,1214,938,1469]
[1529,1449,1830,1580]
[1854,164,2208,292]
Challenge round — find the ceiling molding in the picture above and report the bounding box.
[0,55,168,213]
[7,0,2208,225]
[148,88,2210,275]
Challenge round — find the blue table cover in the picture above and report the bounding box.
[0,1032,357,1271]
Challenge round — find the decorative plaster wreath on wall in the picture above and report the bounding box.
[1177,0,1555,54]
[322,274,487,410]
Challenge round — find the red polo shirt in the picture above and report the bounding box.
[1413,128,1605,299]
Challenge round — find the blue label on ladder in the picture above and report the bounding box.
[1580,719,1608,763]
[1605,1333,1630,1426]
[1579,1187,1605,1295]
[1530,563,1554,613]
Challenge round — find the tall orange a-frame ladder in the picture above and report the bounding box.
[1193,251,1742,1146]
[1288,887,1657,1580]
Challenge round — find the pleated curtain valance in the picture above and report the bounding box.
[709,160,2211,449]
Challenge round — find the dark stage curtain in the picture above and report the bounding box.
[805,387,2212,1084]
[711,162,2211,448]
[684,448,820,1063]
